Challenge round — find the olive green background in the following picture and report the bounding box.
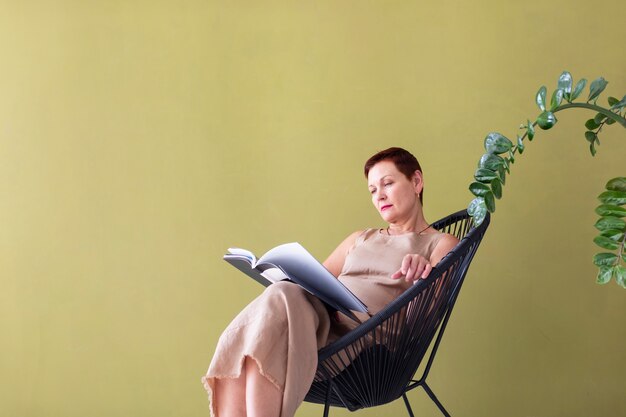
[1,1,625,416]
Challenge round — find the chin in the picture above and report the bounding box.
[379,212,394,223]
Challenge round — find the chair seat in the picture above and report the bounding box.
[305,345,395,411]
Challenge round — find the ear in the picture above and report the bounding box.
[412,170,423,194]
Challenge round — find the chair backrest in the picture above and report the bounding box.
[304,209,490,411]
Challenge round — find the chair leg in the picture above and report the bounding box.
[421,382,451,417]
[322,402,330,417]
[322,382,332,417]
[402,393,415,417]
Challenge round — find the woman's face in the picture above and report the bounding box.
[367,160,423,223]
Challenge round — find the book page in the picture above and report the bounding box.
[226,247,257,265]
[260,267,288,283]
[223,256,273,287]
[258,242,368,314]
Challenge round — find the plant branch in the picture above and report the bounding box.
[617,233,626,268]
[554,103,626,128]
[468,72,626,288]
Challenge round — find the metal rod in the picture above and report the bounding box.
[421,382,451,417]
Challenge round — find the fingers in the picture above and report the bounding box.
[391,255,412,279]
[405,261,418,282]
[391,269,404,279]
[391,254,432,282]
[403,255,425,282]
[421,263,432,279]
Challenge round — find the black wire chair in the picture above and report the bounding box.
[304,209,490,417]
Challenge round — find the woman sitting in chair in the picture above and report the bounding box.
[202,147,459,417]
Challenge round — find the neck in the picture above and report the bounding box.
[387,209,429,235]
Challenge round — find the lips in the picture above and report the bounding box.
[380,204,392,211]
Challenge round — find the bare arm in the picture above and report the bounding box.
[322,230,363,278]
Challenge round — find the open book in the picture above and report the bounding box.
[224,242,368,321]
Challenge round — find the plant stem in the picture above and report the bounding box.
[510,121,537,158]
[616,233,626,268]
[555,103,626,128]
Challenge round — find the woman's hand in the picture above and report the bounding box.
[391,254,433,282]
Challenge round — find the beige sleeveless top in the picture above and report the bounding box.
[338,228,446,316]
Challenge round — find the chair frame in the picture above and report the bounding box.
[304,209,490,416]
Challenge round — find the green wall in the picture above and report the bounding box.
[1,2,625,416]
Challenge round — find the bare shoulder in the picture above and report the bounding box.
[430,232,460,265]
[345,229,365,245]
[323,230,365,277]
[438,232,460,248]
[334,229,366,257]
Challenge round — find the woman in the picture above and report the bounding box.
[202,147,459,417]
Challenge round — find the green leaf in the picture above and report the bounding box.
[610,94,626,110]
[537,111,557,129]
[527,120,535,141]
[570,78,586,100]
[608,96,619,106]
[469,182,491,197]
[468,197,487,225]
[616,265,626,289]
[594,216,626,231]
[497,165,506,185]
[585,118,600,130]
[484,191,496,213]
[557,71,573,94]
[517,135,525,153]
[598,190,626,205]
[605,117,616,125]
[468,197,481,215]
[588,77,608,102]
[593,252,618,267]
[498,158,511,174]
[585,131,597,143]
[507,150,515,164]
[550,88,564,111]
[590,142,597,156]
[484,133,513,154]
[594,112,606,124]
[491,178,502,199]
[606,177,626,192]
[474,168,498,182]
[596,266,613,284]
[600,229,624,241]
[593,236,620,250]
[536,86,547,111]
[595,204,626,217]
[479,153,505,171]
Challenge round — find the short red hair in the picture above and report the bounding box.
[364,147,423,203]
